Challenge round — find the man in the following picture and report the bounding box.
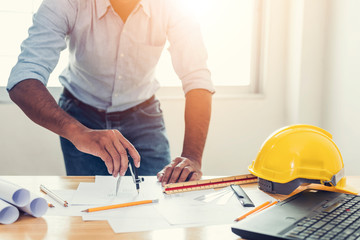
[7,0,214,185]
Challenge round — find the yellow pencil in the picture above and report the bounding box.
[81,199,159,213]
[234,200,273,222]
[253,200,278,214]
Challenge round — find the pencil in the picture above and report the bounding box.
[253,200,278,214]
[40,184,69,207]
[81,199,159,213]
[234,200,272,222]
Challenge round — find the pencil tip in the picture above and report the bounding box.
[81,210,88,212]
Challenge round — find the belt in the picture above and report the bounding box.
[62,88,155,116]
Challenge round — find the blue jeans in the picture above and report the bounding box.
[58,91,171,176]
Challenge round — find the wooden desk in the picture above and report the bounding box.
[0,176,359,240]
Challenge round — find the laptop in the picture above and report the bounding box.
[231,190,360,240]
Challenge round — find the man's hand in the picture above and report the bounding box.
[157,157,202,186]
[71,129,140,177]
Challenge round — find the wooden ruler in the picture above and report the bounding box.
[163,174,258,194]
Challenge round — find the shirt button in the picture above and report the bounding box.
[114,93,119,97]
[120,53,124,57]
[118,75,122,80]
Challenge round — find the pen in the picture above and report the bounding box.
[234,200,276,222]
[40,184,69,207]
[81,199,158,213]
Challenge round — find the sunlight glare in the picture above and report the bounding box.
[179,0,212,21]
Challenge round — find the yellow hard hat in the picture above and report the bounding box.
[248,124,358,195]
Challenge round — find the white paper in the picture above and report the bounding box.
[156,188,276,225]
[0,178,30,207]
[0,199,19,224]
[216,190,235,205]
[19,193,48,217]
[82,201,161,221]
[107,205,172,233]
[71,176,164,205]
[107,187,275,233]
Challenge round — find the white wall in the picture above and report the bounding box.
[285,0,327,126]
[322,0,360,175]
[0,102,65,175]
[1,0,359,176]
[284,0,360,175]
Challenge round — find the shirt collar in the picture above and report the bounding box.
[96,0,112,20]
[96,0,150,19]
[138,0,150,18]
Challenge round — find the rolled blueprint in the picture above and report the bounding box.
[0,199,19,224]
[19,193,48,217]
[0,178,30,207]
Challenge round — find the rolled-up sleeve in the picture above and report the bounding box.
[7,0,76,91]
[166,0,215,95]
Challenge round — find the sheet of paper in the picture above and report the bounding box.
[0,199,19,224]
[107,204,172,233]
[0,178,30,207]
[107,188,276,233]
[82,186,215,221]
[156,188,276,225]
[156,198,236,225]
[71,176,164,205]
[96,175,166,200]
[83,202,162,221]
[106,189,220,233]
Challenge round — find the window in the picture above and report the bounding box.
[159,0,256,88]
[0,0,259,95]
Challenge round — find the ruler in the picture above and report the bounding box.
[163,174,258,194]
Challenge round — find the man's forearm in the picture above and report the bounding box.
[181,89,212,165]
[8,79,86,140]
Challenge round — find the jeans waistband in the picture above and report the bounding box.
[62,88,155,116]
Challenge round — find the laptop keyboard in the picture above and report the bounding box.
[285,194,360,240]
